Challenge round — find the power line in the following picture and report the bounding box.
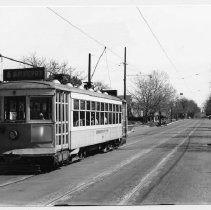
[46,7,123,60]
[136,6,181,75]
[47,7,147,80]
[0,54,36,67]
[136,6,194,94]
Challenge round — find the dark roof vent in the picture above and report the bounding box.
[101,89,117,96]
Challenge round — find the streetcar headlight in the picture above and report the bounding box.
[8,130,18,140]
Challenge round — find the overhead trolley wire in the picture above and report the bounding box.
[47,7,146,79]
[46,7,123,61]
[136,6,194,94]
[136,6,180,75]
[0,54,36,67]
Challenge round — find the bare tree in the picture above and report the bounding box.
[132,70,176,123]
[21,53,82,86]
[22,53,47,68]
[93,81,110,91]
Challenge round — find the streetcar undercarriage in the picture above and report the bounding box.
[0,138,124,174]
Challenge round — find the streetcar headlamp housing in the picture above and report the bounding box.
[8,130,19,140]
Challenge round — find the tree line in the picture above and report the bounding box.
[129,70,200,123]
[203,96,211,117]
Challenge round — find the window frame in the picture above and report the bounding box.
[72,97,122,128]
[29,96,53,121]
[4,96,27,122]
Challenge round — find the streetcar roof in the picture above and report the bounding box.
[0,81,122,101]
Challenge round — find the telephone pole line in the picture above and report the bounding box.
[124,47,126,100]
[123,47,127,140]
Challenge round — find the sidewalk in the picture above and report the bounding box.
[127,119,181,134]
[127,124,149,134]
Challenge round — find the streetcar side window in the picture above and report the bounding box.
[105,103,108,111]
[97,102,100,111]
[91,101,95,110]
[86,101,90,110]
[74,99,79,110]
[30,97,52,120]
[101,103,104,111]
[80,111,85,126]
[100,112,104,125]
[73,111,79,126]
[119,113,122,124]
[86,111,90,126]
[72,98,121,127]
[4,96,26,121]
[116,113,118,124]
[105,112,108,124]
[113,112,116,124]
[96,112,100,125]
[109,112,112,124]
[91,112,95,125]
[80,100,85,110]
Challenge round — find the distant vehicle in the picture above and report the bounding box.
[154,118,167,126]
[0,80,127,171]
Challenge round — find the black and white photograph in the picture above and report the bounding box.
[0,0,211,207]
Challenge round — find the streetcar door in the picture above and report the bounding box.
[55,91,70,152]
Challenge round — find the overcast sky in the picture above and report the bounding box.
[0,0,211,108]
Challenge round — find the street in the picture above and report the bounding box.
[0,119,211,206]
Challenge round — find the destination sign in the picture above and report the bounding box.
[3,67,46,81]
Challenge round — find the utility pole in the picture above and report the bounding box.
[124,47,126,100]
[122,47,127,142]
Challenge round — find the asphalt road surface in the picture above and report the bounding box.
[0,119,211,206]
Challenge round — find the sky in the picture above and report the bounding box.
[0,1,211,108]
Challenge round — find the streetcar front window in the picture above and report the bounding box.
[4,96,26,121]
[30,97,52,120]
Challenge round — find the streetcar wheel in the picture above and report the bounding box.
[79,151,87,160]
[102,145,109,153]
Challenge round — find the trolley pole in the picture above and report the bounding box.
[84,53,92,89]
[88,53,91,87]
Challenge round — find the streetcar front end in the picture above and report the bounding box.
[0,82,56,167]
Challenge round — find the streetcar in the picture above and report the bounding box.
[0,68,127,171]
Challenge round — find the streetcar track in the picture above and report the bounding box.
[0,175,34,188]
[122,120,192,148]
[31,121,198,206]
[118,121,200,205]
[128,120,191,139]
